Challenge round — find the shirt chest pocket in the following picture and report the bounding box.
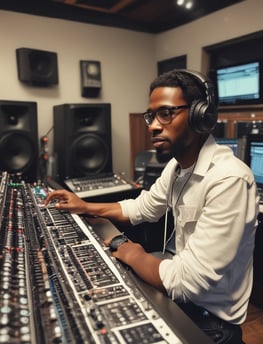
[176,205,201,235]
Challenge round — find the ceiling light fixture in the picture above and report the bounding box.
[176,0,185,5]
[185,1,193,9]
[176,0,194,10]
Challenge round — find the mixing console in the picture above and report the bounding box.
[0,172,182,343]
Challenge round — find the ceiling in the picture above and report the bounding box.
[1,0,244,33]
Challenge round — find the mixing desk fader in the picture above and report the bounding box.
[0,172,183,343]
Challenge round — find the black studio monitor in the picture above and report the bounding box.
[0,100,39,182]
[16,47,58,86]
[53,103,112,181]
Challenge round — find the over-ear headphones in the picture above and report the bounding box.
[177,69,218,134]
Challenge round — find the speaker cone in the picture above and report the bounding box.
[0,132,36,172]
[70,134,109,175]
[29,50,53,78]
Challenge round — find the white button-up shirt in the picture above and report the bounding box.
[120,135,259,324]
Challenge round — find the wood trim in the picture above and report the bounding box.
[129,113,152,178]
[218,108,263,137]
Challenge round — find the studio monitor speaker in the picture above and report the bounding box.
[80,60,101,97]
[16,47,59,86]
[0,100,39,182]
[53,103,112,181]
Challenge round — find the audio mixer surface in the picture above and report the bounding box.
[0,172,212,344]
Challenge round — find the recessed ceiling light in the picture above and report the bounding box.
[176,0,194,9]
[185,1,193,10]
[176,0,185,6]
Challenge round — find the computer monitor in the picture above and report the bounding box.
[244,135,263,185]
[215,60,262,106]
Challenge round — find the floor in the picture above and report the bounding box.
[242,303,263,344]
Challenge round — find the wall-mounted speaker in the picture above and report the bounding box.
[0,100,39,182]
[80,60,101,98]
[16,47,59,86]
[53,103,112,181]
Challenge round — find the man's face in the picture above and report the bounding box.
[147,86,195,163]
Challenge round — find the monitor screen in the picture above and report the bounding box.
[248,138,263,184]
[215,61,261,106]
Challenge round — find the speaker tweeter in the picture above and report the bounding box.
[80,60,101,98]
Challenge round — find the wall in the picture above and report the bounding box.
[0,10,155,178]
[155,0,263,73]
[0,0,262,179]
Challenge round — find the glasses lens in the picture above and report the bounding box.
[144,109,170,126]
[144,112,153,125]
[156,109,172,124]
[144,106,188,126]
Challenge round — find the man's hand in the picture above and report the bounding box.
[105,235,165,292]
[44,189,88,214]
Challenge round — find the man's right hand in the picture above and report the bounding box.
[44,189,89,214]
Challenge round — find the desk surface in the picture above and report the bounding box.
[87,216,213,344]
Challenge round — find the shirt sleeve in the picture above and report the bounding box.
[119,159,177,225]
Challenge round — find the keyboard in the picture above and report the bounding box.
[64,173,134,198]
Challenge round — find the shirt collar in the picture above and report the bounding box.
[172,134,216,178]
[194,135,216,177]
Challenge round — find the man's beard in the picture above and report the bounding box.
[155,148,174,163]
[155,138,188,163]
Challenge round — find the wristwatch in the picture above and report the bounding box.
[109,233,129,252]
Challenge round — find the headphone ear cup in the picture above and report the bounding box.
[177,69,218,134]
[188,100,205,132]
[189,100,217,134]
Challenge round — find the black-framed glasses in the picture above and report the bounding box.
[143,105,189,126]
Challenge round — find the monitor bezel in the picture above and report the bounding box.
[244,134,263,168]
[214,60,263,107]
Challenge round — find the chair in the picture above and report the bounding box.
[134,149,155,185]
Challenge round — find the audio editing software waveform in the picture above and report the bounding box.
[0,172,181,344]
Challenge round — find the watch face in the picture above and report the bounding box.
[109,234,128,252]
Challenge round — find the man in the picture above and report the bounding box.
[45,69,259,343]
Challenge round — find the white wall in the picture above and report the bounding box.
[155,0,263,72]
[0,10,155,178]
[0,0,262,179]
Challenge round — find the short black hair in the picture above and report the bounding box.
[149,69,209,106]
